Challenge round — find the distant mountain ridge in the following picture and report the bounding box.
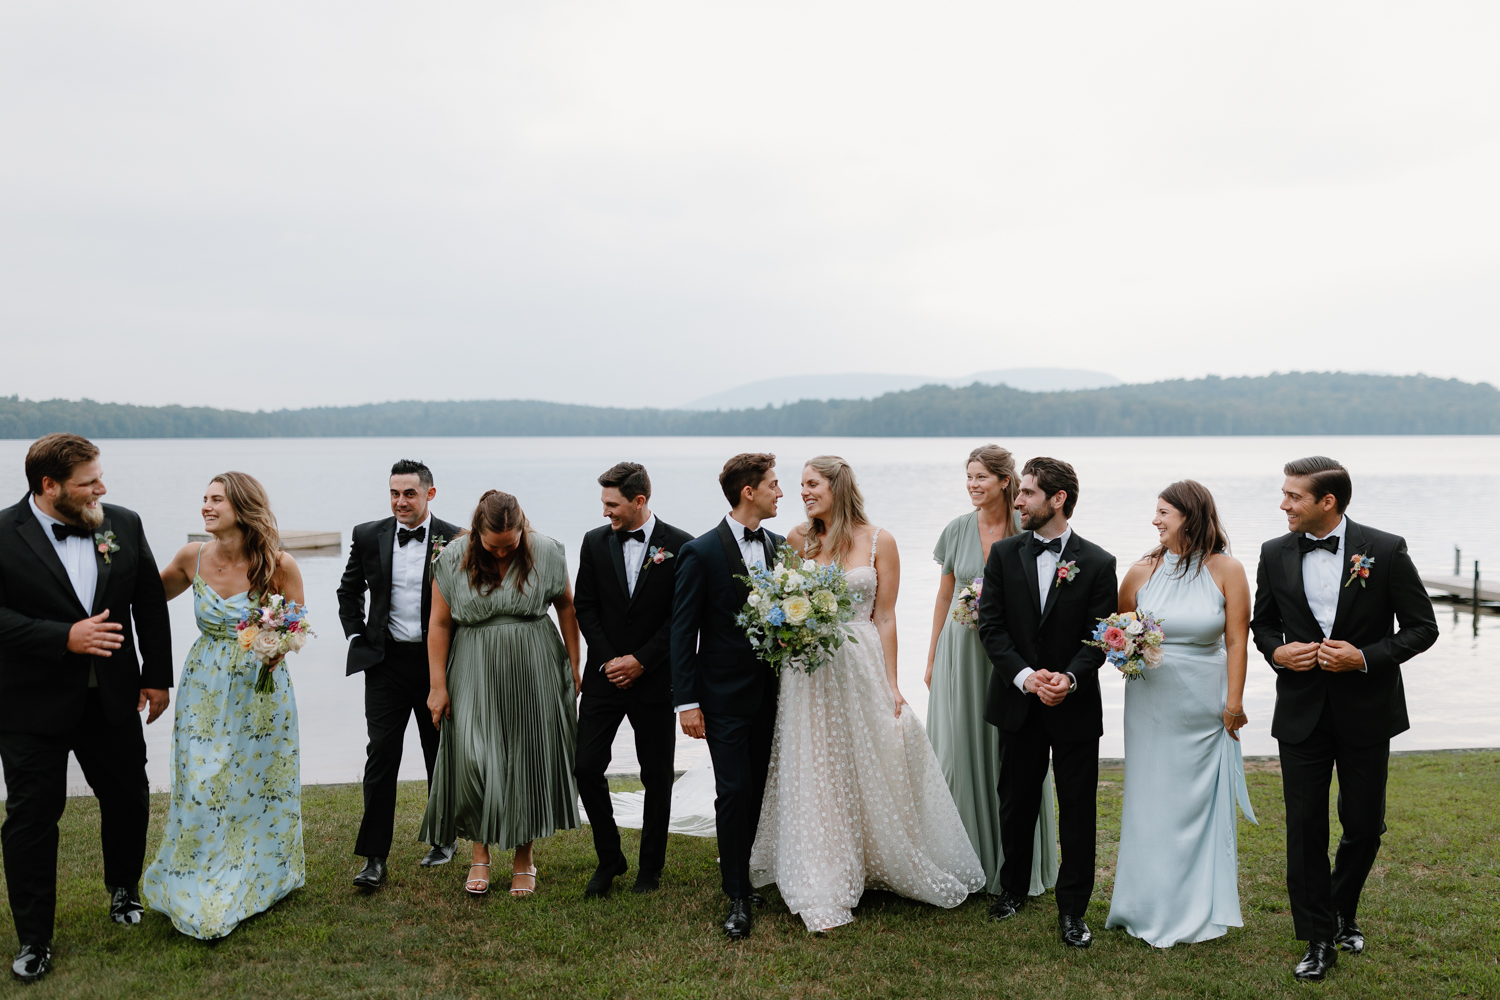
[682,368,1123,410]
[1,373,1496,438]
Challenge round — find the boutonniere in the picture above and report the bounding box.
[1054,559,1080,588]
[1345,553,1374,588]
[646,545,675,565]
[429,533,449,565]
[95,531,119,564]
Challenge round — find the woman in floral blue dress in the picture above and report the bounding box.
[142,472,306,939]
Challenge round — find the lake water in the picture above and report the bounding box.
[1,435,1495,794]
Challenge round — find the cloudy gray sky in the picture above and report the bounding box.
[2,2,1496,411]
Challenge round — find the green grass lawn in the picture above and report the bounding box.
[6,751,1499,999]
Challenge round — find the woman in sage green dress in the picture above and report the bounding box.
[420,490,582,897]
[924,445,1059,897]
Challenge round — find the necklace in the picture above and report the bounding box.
[210,541,245,576]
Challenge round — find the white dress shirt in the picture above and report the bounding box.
[1014,526,1074,694]
[676,513,772,715]
[620,513,656,597]
[1299,516,1366,671]
[388,513,431,643]
[30,495,100,687]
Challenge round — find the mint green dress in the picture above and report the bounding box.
[929,511,1059,896]
[419,533,579,849]
[142,549,305,939]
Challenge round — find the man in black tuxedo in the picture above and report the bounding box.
[0,434,172,982]
[574,462,693,897]
[670,453,783,941]
[977,456,1116,949]
[337,459,465,889]
[1250,456,1436,982]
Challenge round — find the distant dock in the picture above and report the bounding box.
[188,530,341,553]
[1422,574,1499,603]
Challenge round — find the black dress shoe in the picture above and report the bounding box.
[723,899,753,940]
[583,857,629,898]
[353,857,388,890]
[988,890,1027,921]
[747,891,767,908]
[1058,914,1092,948]
[11,944,51,982]
[420,842,458,867]
[1294,941,1338,981]
[108,884,144,925]
[1334,913,1365,954]
[631,871,662,894]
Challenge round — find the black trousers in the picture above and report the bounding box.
[996,713,1098,917]
[703,693,778,900]
[0,689,150,946]
[354,640,442,858]
[574,695,676,877]
[1279,701,1390,942]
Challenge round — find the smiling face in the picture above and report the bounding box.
[1280,475,1340,536]
[1153,496,1186,552]
[800,465,833,520]
[480,527,523,560]
[1015,473,1063,533]
[45,458,107,529]
[601,486,648,531]
[201,480,238,534]
[966,461,1009,510]
[390,473,435,527]
[743,467,782,521]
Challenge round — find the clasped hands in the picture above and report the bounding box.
[603,654,644,690]
[1023,669,1072,706]
[1274,640,1363,673]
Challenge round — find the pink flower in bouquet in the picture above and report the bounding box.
[1102,626,1126,650]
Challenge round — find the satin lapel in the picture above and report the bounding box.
[1022,533,1044,620]
[90,515,113,615]
[1331,519,1365,637]
[1039,533,1077,626]
[761,531,778,568]
[377,521,397,592]
[1280,534,1318,637]
[607,532,630,600]
[420,527,436,630]
[628,521,666,608]
[716,519,751,603]
[15,510,85,616]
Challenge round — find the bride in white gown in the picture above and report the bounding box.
[748,455,985,932]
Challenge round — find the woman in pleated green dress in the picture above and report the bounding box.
[420,490,582,897]
[924,445,1059,897]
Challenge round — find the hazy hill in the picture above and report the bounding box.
[682,368,1122,410]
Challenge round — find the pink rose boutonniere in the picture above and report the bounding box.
[95,531,119,564]
[1054,560,1080,588]
[429,534,448,566]
[647,545,675,565]
[1345,553,1374,588]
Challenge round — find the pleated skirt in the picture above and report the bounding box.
[418,619,580,849]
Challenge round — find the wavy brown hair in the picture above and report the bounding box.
[800,455,869,563]
[968,444,1020,538]
[1149,479,1230,578]
[464,490,534,595]
[210,472,283,602]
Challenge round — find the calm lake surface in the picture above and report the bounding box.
[2,435,1495,793]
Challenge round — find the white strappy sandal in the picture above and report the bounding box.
[465,862,491,896]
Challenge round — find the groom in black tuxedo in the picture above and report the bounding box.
[977,456,1116,948]
[0,434,172,982]
[670,453,783,941]
[1250,456,1436,982]
[337,459,465,889]
[574,462,692,897]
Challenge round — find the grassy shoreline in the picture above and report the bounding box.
[7,751,1498,998]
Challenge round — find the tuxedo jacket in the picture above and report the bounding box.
[574,518,694,706]
[670,519,783,718]
[977,530,1117,740]
[1250,518,1437,746]
[0,495,173,734]
[337,514,465,675]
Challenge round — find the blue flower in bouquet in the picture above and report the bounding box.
[735,542,859,675]
[766,605,787,626]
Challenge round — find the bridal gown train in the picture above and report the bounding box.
[749,531,985,932]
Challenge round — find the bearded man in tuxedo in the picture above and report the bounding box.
[1251,456,1437,982]
[0,434,172,982]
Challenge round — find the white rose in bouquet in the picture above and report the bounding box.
[784,572,804,590]
[782,595,812,625]
[251,629,283,658]
[1125,619,1145,635]
[286,631,308,652]
[1142,644,1165,667]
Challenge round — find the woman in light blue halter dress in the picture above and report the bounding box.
[1106,481,1256,948]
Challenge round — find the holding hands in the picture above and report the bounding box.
[1274,639,1363,673]
[1024,668,1072,706]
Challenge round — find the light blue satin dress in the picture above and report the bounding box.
[1106,553,1256,947]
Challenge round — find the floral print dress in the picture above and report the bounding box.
[142,548,305,939]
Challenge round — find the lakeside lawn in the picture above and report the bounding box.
[6,751,1499,999]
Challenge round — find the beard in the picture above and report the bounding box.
[54,490,104,529]
[1017,502,1055,533]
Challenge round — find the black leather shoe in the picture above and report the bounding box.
[420,842,457,867]
[747,891,767,908]
[583,857,629,898]
[1295,941,1338,981]
[1058,914,1092,948]
[11,944,50,982]
[631,871,662,894]
[108,884,144,925]
[353,857,387,890]
[1334,913,1365,954]
[988,890,1027,921]
[723,899,753,941]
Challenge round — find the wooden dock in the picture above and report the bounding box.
[1421,574,1500,603]
[188,530,341,552]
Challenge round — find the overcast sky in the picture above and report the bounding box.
[2,2,1496,411]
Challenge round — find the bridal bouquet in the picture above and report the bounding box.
[1086,610,1166,680]
[236,594,316,694]
[736,544,858,675]
[951,577,983,630]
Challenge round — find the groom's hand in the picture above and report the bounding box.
[605,655,643,689]
[1318,639,1365,673]
[68,610,123,657]
[138,688,170,724]
[1274,641,1321,671]
[679,708,705,740]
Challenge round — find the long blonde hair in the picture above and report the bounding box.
[211,471,282,602]
[800,455,868,562]
[968,444,1020,538]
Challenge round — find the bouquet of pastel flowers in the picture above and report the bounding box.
[236,594,316,694]
[1086,609,1166,680]
[736,544,859,675]
[951,577,984,630]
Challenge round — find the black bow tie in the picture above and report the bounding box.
[51,522,92,542]
[742,526,765,545]
[1029,534,1063,556]
[1298,535,1339,555]
[397,526,426,547]
[616,528,646,544]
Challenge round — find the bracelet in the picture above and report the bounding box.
[1223,709,1246,718]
